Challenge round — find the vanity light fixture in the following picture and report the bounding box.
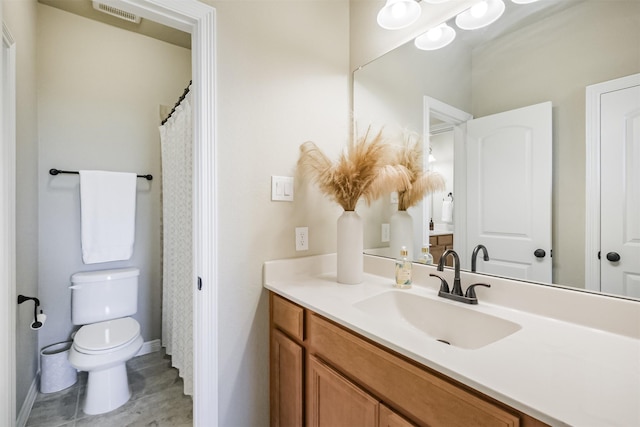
[377,0,422,30]
[455,0,505,30]
[415,23,456,50]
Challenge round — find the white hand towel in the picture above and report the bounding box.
[80,170,137,264]
[441,200,453,223]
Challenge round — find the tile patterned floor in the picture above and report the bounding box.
[26,350,192,427]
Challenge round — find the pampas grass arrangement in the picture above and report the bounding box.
[297,127,412,211]
[394,131,445,211]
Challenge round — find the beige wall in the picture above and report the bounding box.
[36,4,191,349]
[3,0,39,414]
[205,1,350,423]
[472,0,640,287]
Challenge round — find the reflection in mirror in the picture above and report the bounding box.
[354,0,640,299]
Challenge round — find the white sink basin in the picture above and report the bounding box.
[353,290,521,349]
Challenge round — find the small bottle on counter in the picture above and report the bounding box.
[429,218,434,230]
[395,246,412,289]
[418,245,434,265]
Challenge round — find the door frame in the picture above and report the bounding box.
[82,0,219,424]
[423,96,472,266]
[585,73,640,292]
[0,1,219,424]
[1,20,17,427]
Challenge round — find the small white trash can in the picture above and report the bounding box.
[40,342,77,394]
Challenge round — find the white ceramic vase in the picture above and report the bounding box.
[390,210,414,261]
[337,211,363,284]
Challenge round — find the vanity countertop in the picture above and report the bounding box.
[429,229,453,236]
[263,254,640,427]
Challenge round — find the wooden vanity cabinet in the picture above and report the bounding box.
[429,233,454,266]
[269,292,548,427]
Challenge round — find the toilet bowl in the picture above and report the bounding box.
[68,317,143,414]
[67,268,142,415]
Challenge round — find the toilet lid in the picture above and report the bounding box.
[74,317,140,353]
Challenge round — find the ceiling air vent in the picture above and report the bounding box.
[92,1,141,24]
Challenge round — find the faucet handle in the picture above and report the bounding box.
[429,274,450,294]
[464,283,491,299]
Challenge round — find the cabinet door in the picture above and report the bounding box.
[308,355,379,427]
[379,404,416,427]
[271,330,304,427]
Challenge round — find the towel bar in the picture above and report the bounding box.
[49,168,152,181]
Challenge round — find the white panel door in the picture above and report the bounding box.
[600,85,640,298]
[466,102,552,282]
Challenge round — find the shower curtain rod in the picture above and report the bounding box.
[49,168,153,181]
[161,80,192,126]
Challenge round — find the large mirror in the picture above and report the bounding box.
[355,0,640,298]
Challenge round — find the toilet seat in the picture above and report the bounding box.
[74,317,140,355]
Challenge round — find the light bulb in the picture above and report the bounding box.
[391,2,408,18]
[470,1,488,18]
[455,0,505,30]
[427,27,443,41]
[377,0,422,30]
[415,23,456,51]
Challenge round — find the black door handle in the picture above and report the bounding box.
[606,252,621,262]
[534,249,546,258]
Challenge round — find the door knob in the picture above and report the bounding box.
[534,249,546,258]
[606,252,621,262]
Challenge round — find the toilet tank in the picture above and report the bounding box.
[70,267,139,325]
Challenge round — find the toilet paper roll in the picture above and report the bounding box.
[31,312,46,330]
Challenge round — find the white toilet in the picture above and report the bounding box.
[67,267,143,415]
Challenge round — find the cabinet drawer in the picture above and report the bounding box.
[437,234,453,246]
[429,234,453,247]
[272,294,304,342]
[308,314,520,427]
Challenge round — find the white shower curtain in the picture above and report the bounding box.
[159,90,193,396]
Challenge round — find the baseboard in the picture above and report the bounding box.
[136,339,161,357]
[16,371,39,427]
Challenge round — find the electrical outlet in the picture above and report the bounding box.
[295,227,308,251]
[381,223,390,242]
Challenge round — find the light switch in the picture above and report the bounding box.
[271,176,294,201]
[381,223,390,242]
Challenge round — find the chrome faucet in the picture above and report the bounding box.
[471,244,490,272]
[429,249,491,304]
